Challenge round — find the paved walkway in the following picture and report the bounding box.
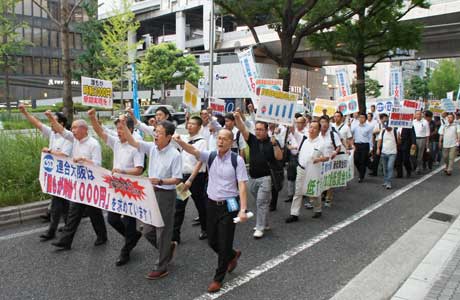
[391,186,460,300]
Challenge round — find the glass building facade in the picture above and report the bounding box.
[0,0,86,103]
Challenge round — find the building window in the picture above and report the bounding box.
[15,27,23,41]
[50,31,58,48]
[68,32,74,49]
[24,56,33,74]
[33,57,42,75]
[15,57,24,74]
[33,27,41,46]
[33,0,41,17]
[48,1,60,21]
[23,0,32,16]
[42,28,49,47]
[42,58,50,75]
[24,26,32,43]
[15,0,23,14]
[51,58,59,75]
[40,0,47,18]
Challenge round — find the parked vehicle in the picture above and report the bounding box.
[141,104,186,126]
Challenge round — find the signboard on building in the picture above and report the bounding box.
[81,77,113,109]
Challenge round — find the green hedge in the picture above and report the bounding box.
[0,131,114,208]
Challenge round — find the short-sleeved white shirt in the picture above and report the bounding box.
[41,125,72,156]
[378,129,398,155]
[62,130,102,166]
[106,135,144,170]
[138,141,182,190]
[439,123,460,148]
[179,134,208,174]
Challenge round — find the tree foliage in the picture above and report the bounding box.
[428,60,460,99]
[0,0,30,110]
[310,0,429,112]
[139,43,203,100]
[74,0,104,79]
[404,68,431,100]
[215,0,356,91]
[97,0,140,90]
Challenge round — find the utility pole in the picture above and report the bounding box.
[208,0,215,103]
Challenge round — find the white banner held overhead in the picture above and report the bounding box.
[389,67,403,105]
[335,68,351,98]
[237,48,259,100]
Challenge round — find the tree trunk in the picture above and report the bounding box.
[61,0,73,124]
[160,83,165,104]
[120,65,124,109]
[4,55,11,112]
[278,59,292,92]
[355,55,366,114]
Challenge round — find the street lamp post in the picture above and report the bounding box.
[208,0,215,102]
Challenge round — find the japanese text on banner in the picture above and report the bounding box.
[255,89,297,126]
[39,153,164,227]
[303,152,354,197]
[81,76,113,109]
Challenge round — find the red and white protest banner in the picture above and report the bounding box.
[39,153,164,227]
[389,100,416,128]
[81,76,113,109]
[209,97,226,114]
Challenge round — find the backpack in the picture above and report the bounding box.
[380,129,398,152]
[207,151,239,186]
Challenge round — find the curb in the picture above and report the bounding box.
[0,200,50,227]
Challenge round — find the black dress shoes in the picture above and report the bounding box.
[116,255,130,266]
[94,237,107,246]
[285,215,299,223]
[51,241,71,250]
[199,231,208,240]
[40,233,55,242]
[312,212,322,219]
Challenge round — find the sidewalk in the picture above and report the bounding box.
[392,191,460,300]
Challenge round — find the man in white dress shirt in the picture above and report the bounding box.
[19,105,72,241]
[88,109,145,266]
[412,110,430,174]
[121,118,182,280]
[44,112,108,250]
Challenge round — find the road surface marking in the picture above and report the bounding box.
[194,164,449,300]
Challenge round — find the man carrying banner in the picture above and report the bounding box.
[351,113,374,182]
[234,112,283,239]
[121,117,182,280]
[19,105,72,242]
[439,113,460,176]
[286,120,329,222]
[44,112,108,250]
[319,116,343,207]
[88,109,144,266]
[172,115,208,243]
[173,128,249,293]
[285,116,308,203]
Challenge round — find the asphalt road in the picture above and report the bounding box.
[1,164,459,300]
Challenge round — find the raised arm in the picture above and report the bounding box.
[119,115,140,149]
[272,135,283,161]
[44,110,65,134]
[88,108,108,143]
[172,135,200,160]
[18,104,43,130]
[234,111,250,141]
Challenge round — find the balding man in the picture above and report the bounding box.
[174,128,248,293]
[44,112,107,250]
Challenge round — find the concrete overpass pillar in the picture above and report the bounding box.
[176,11,186,50]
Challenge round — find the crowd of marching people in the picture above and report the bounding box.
[18,101,460,293]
